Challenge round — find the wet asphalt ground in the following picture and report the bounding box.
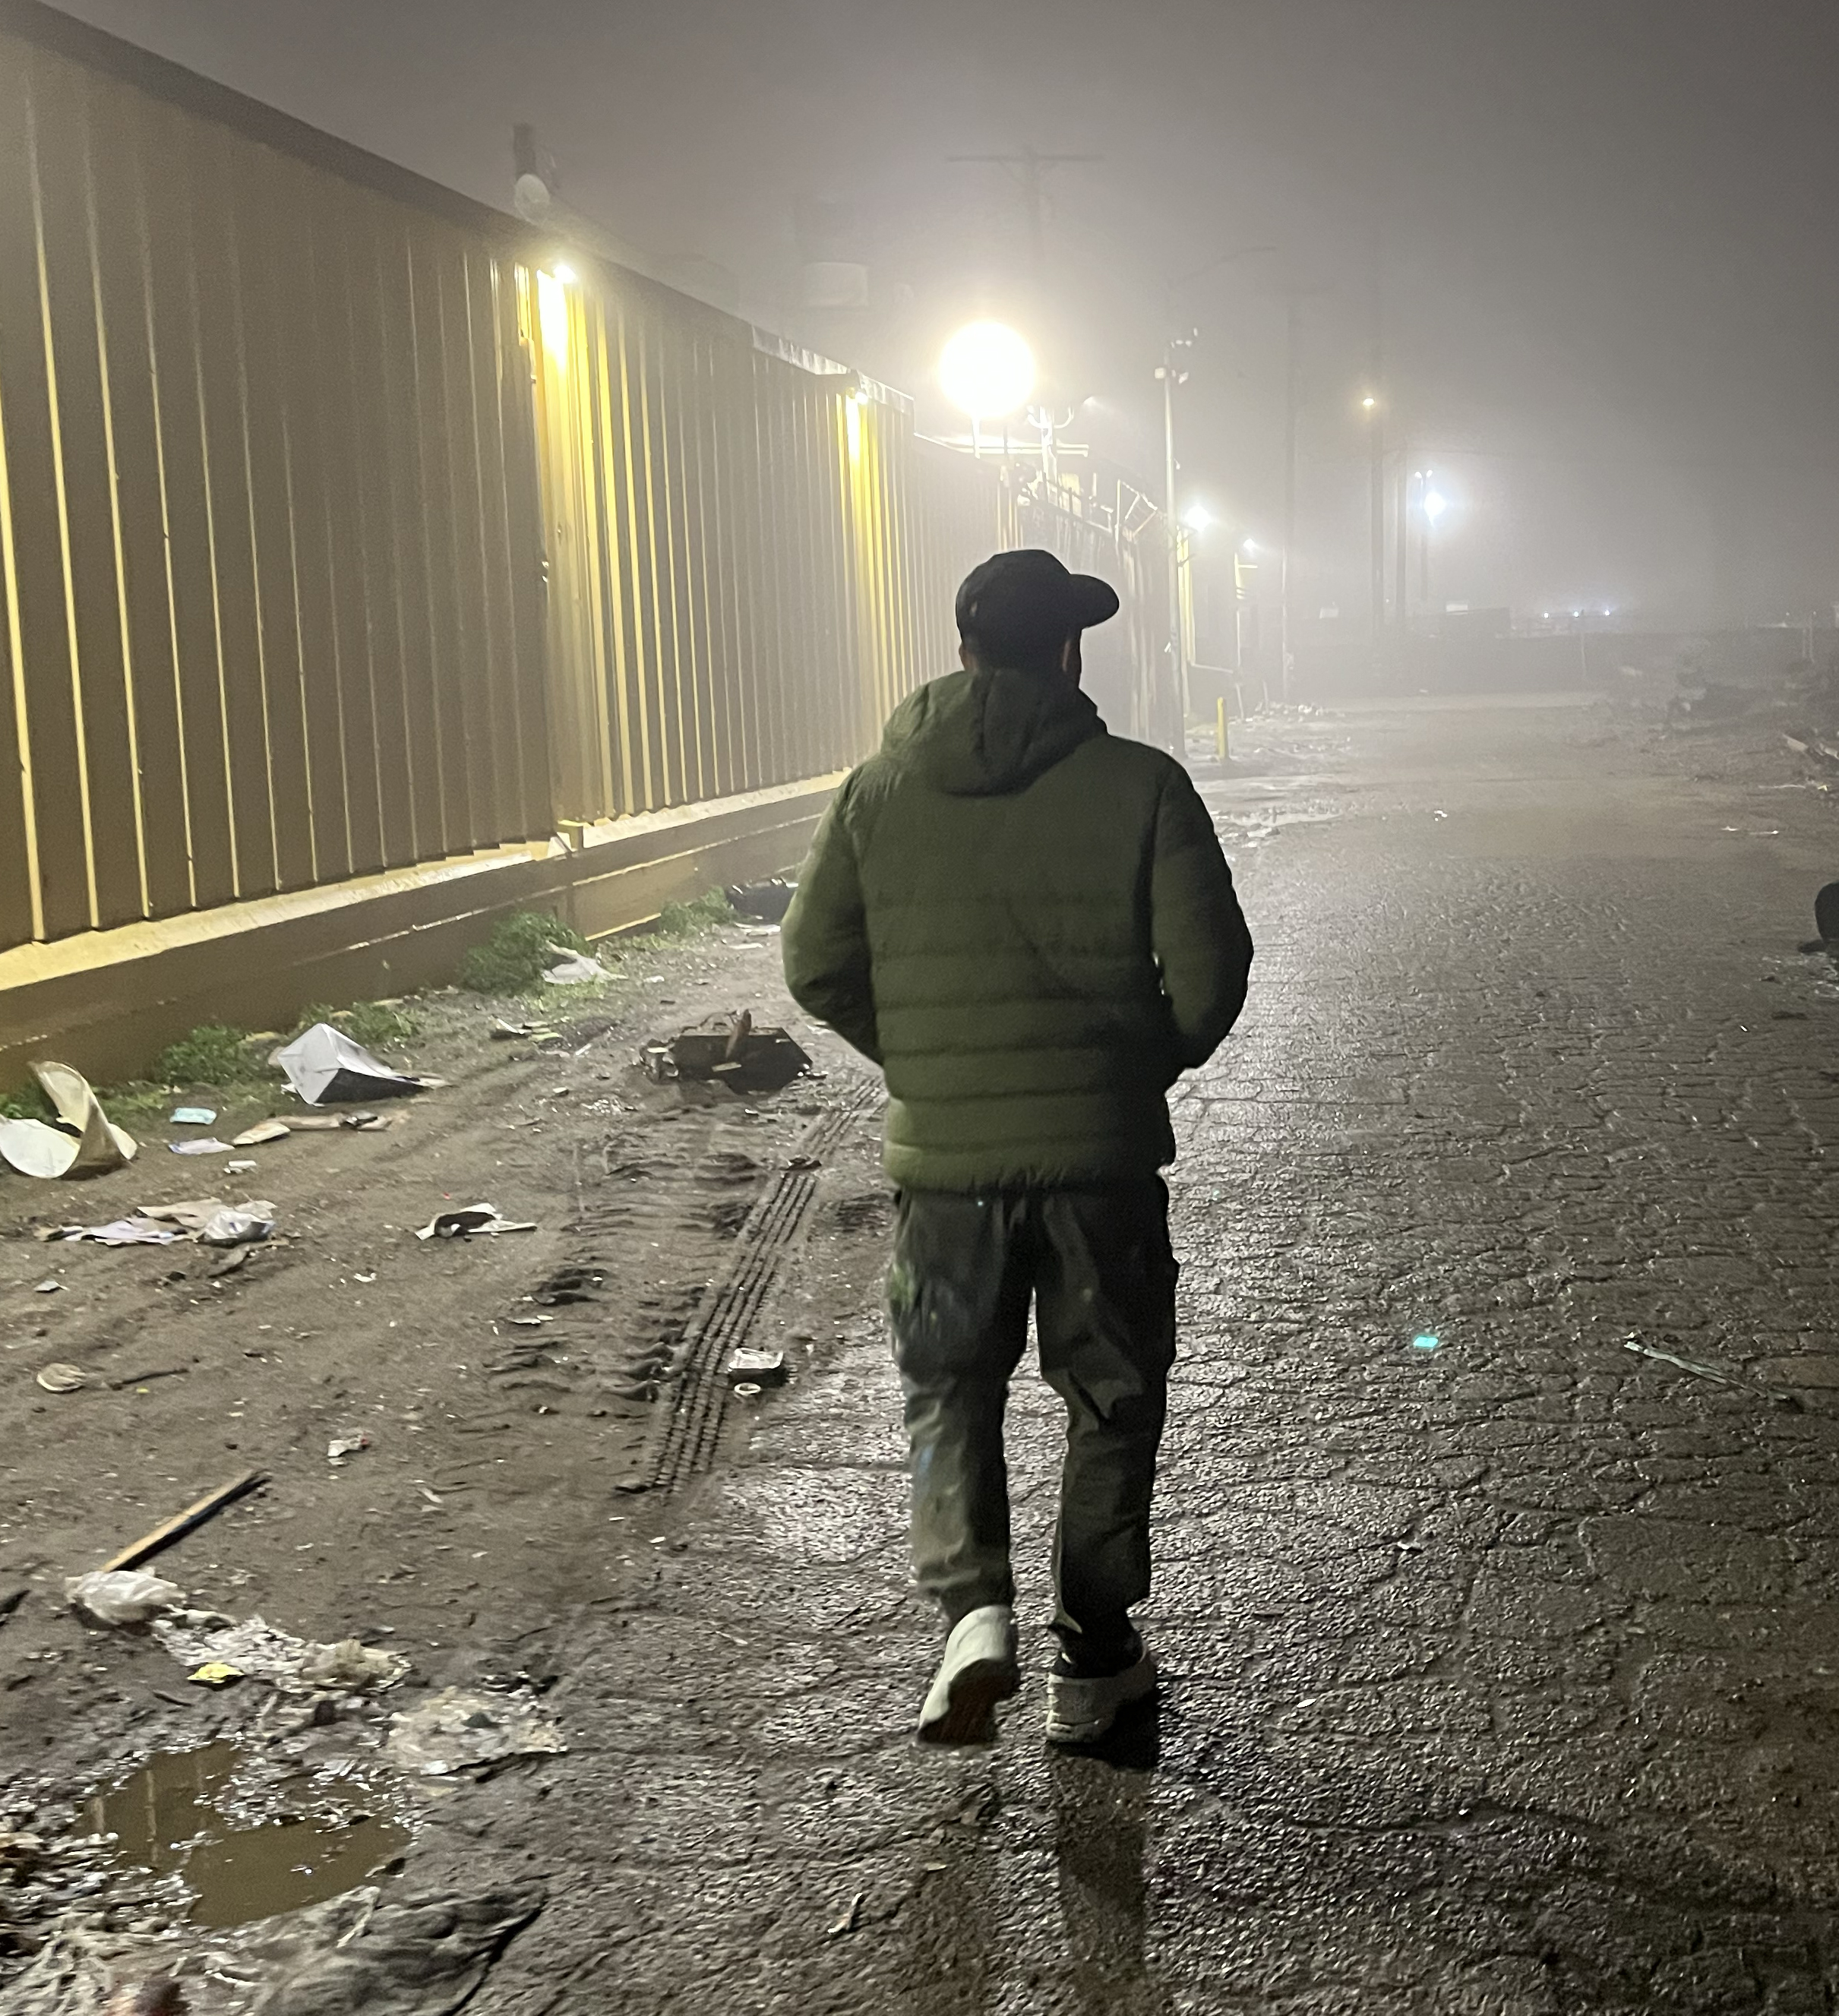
[443,694,1839,2016]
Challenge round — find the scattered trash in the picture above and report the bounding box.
[135,1197,276,1245]
[198,1203,275,1246]
[226,1158,258,1174]
[270,1111,396,1133]
[491,1018,560,1041]
[169,1107,217,1126]
[35,1362,90,1392]
[727,1348,787,1386]
[208,1246,254,1278]
[541,946,608,986]
[1621,1336,1799,1409]
[46,1215,185,1246]
[106,1365,188,1390]
[643,1012,810,1095]
[1813,880,1839,948]
[385,1687,566,1776]
[65,1568,187,1627]
[188,1661,244,1689]
[0,1063,137,1178]
[36,1275,64,1288]
[98,1468,268,1573]
[231,1119,292,1146]
[725,878,795,924]
[277,1023,441,1104]
[505,1314,553,1328]
[1411,1334,1441,1353]
[826,1891,865,1938]
[327,1434,371,1461]
[416,1203,538,1240]
[169,1138,233,1155]
[731,1382,763,1399]
[155,1610,411,1695]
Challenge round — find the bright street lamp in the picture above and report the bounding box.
[938,321,1035,421]
[1423,489,1449,526]
[1180,502,1214,533]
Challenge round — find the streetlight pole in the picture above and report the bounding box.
[1160,340,1188,730]
[1368,397,1385,644]
[1281,295,1299,705]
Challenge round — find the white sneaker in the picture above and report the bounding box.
[1044,1648,1158,1746]
[917,1605,1021,1745]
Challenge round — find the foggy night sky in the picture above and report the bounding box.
[49,0,1839,628]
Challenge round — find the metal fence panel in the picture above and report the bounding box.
[0,0,1171,973]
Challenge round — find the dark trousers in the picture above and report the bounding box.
[886,1181,1177,1673]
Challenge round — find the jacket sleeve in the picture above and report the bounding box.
[1150,763,1253,1071]
[781,785,883,1064]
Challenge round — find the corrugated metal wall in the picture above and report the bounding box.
[527,267,998,824]
[0,0,1169,968]
[0,17,555,953]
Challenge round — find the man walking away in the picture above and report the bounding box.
[782,550,1253,1746]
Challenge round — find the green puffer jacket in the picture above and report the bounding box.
[782,662,1253,1191]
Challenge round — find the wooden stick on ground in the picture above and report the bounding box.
[100,1470,268,1573]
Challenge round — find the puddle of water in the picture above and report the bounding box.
[91,1742,410,1929]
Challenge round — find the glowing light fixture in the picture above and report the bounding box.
[1360,394,1377,411]
[1180,502,1214,533]
[1423,488,1449,525]
[939,321,1035,420]
[536,270,570,359]
[1240,536,1257,556]
[551,260,579,285]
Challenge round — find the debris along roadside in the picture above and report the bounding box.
[0,1063,137,1180]
[0,898,836,2000]
[44,1199,276,1247]
[276,1024,444,1105]
[642,1010,810,1097]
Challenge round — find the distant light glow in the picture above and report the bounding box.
[939,321,1035,420]
[1180,502,1214,532]
[1360,395,1377,411]
[1423,489,1449,525]
[551,261,579,285]
[1240,537,1257,556]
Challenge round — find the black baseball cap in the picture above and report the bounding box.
[956,549,1120,663]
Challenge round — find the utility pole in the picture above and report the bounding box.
[1394,444,1409,634]
[1368,258,1385,646]
[948,145,1098,277]
[1281,294,1299,704]
[1158,337,1191,734]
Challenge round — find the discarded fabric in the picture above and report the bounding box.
[386,1687,565,1775]
[169,1138,233,1156]
[65,1569,186,1627]
[416,1203,537,1240]
[277,1023,440,1104]
[169,1107,216,1126]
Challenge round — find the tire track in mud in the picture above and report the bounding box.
[476,1078,883,1487]
[632,1078,882,1492]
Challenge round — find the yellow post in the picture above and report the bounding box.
[1215,696,1228,763]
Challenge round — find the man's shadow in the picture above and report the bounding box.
[1049,1689,1174,2014]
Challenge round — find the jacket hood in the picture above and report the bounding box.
[880,665,1104,796]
